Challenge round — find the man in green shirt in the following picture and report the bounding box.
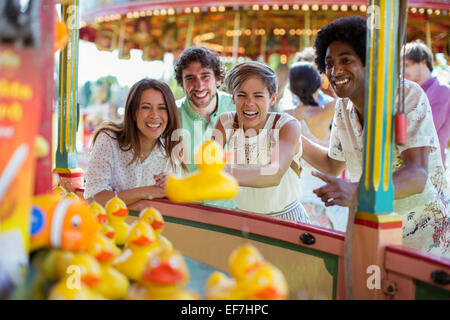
[174,46,236,209]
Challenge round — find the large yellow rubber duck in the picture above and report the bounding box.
[138,207,173,252]
[105,197,129,245]
[126,247,200,300]
[48,253,106,300]
[90,202,116,242]
[113,220,157,281]
[88,233,129,299]
[166,140,238,202]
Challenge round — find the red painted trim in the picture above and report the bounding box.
[386,245,450,270]
[151,199,345,240]
[354,218,402,230]
[57,172,84,178]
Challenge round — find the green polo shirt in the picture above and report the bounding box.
[176,90,236,209]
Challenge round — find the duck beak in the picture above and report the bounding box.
[245,261,263,275]
[254,286,283,300]
[105,230,115,239]
[131,235,153,246]
[97,214,108,224]
[82,274,101,287]
[143,262,184,285]
[112,208,128,217]
[96,250,115,263]
[151,220,164,230]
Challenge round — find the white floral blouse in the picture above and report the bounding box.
[84,131,178,200]
[328,80,449,257]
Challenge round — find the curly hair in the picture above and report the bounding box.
[314,16,367,74]
[174,46,226,87]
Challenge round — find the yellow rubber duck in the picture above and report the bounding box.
[206,244,265,300]
[166,140,238,202]
[113,220,157,281]
[229,244,265,282]
[88,233,129,299]
[64,192,79,199]
[127,247,200,300]
[205,244,288,300]
[139,207,173,252]
[89,202,116,242]
[105,197,129,245]
[40,249,75,281]
[241,262,288,300]
[52,186,67,198]
[205,271,241,300]
[48,253,106,300]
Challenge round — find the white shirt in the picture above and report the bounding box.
[84,131,177,200]
[220,112,303,214]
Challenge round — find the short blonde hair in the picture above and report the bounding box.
[224,61,278,97]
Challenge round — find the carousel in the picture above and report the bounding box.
[0,0,449,302]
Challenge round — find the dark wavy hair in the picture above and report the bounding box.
[314,16,367,74]
[289,62,321,107]
[174,46,226,87]
[91,78,185,170]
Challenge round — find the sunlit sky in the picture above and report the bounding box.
[77,40,172,87]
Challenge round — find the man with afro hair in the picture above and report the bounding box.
[301,16,449,256]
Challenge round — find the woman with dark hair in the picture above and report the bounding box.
[286,62,335,142]
[84,78,185,211]
[285,62,347,231]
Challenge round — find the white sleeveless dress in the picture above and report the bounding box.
[219,112,310,223]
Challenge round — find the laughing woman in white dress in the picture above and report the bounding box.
[213,61,310,223]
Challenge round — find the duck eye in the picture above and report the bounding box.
[149,216,154,222]
[258,276,268,286]
[150,257,161,267]
[169,257,179,268]
[94,244,100,252]
[135,229,141,236]
[71,215,81,228]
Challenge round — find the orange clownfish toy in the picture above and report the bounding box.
[30,194,100,252]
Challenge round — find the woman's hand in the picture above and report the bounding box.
[154,173,169,189]
[128,199,154,212]
[145,185,167,199]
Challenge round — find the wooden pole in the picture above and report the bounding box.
[349,0,404,299]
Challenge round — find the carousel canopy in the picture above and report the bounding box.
[77,1,450,62]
